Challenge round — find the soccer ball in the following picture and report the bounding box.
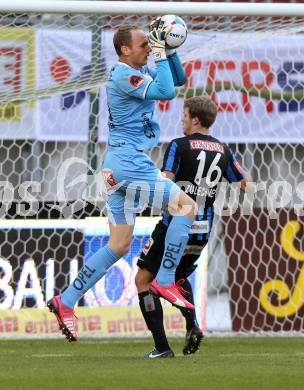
[161,15,188,49]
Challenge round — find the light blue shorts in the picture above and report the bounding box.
[102,145,180,224]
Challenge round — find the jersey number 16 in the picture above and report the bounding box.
[194,151,222,187]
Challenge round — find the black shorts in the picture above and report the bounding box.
[137,220,208,280]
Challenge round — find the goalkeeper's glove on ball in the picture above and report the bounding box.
[148,27,166,61]
[148,16,174,61]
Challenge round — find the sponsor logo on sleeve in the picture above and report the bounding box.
[129,75,145,88]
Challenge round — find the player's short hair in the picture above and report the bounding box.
[184,96,218,128]
[113,25,139,56]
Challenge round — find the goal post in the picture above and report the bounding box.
[2,1,304,17]
[0,1,304,337]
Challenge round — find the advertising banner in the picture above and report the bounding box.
[0,227,84,309]
[98,32,304,143]
[0,306,184,337]
[0,218,152,310]
[0,217,199,337]
[1,28,304,142]
[35,29,92,141]
[0,217,207,336]
[0,28,36,139]
[224,209,304,331]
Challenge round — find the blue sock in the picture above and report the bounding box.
[156,215,193,286]
[61,245,120,308]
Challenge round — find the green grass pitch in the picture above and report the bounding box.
[0,337,303,390]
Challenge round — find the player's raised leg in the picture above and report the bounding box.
[48,222,134,341]
[48,18,189,341]
[150,190,197,309]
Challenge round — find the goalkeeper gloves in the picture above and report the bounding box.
[148,27,166,61]
[148,16,174,61]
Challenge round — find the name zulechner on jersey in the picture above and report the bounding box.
[184,183,217,197]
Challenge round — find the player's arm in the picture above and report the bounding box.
[166,51,187,87]
[114,66,173,102]
[161,171,175,180]
[160,140,181,181]
[144,24,176,100]
[223,147,254,192]
[145,61,175,100]
[149,51,186,88]
[238,171,254,192]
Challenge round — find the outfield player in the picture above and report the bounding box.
[47,21,198,341]
[135,96,252,358]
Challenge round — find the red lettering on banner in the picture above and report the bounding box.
[107,311,184,334]
[158,100,170,111]
[0,316,18,332]
[76,315,101,332]
[50,56,71,84]
[87,315,101,331]
[182,59,275,114]
[25,313,61,333]
[242,61,274,113]
[189,139,224,153]
[107,311,147,333]
[25,313,101,334]
[183,59,203,89]
[0,48,22,92]
[133,317,146,332]
[107,320,115,333]
[207,61,238,112]
[163,313,183,330]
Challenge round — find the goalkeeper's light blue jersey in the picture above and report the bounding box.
[107,62,159,151]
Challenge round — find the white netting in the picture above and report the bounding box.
[0,3,304,335]
[1,13,304,102]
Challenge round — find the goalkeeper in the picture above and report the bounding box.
[135,96,252,358]
[48,18,198,342]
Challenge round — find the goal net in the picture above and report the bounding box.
[0,1,304,337]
